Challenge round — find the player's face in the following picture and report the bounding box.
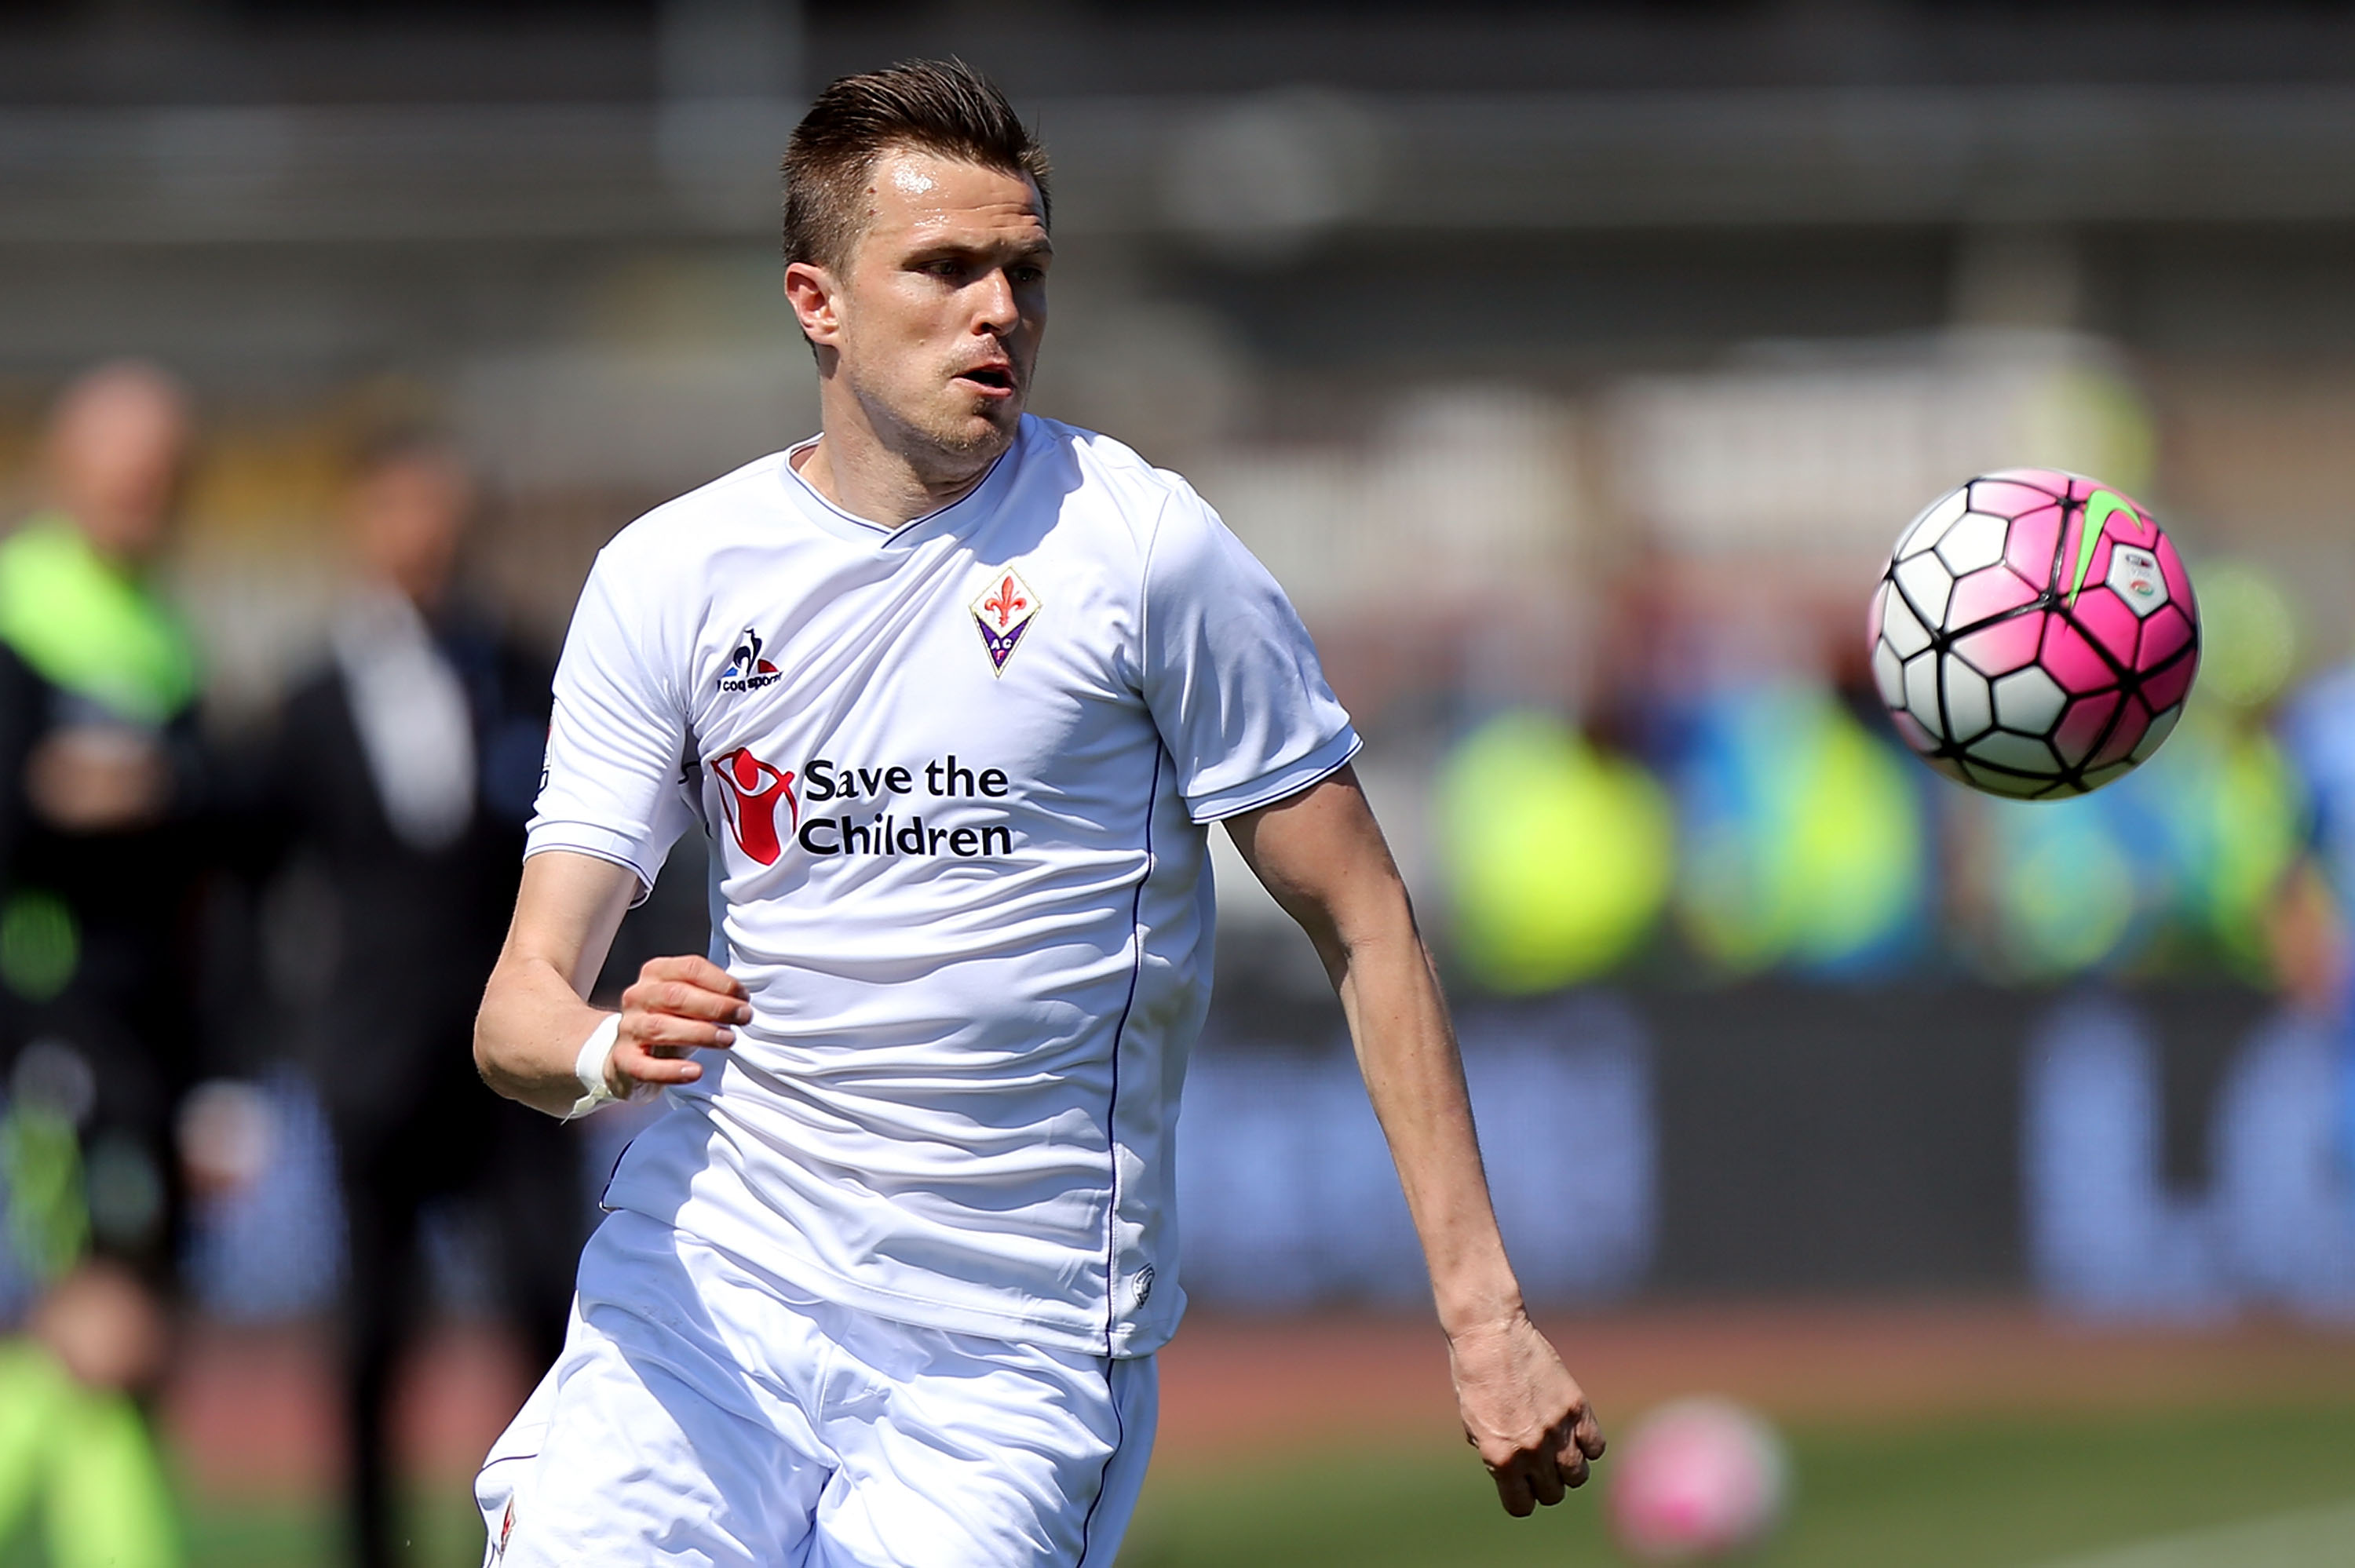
[815,148,1050,475]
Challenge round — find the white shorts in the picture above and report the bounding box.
[476,1210,1157,1568]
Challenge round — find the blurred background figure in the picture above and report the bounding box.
[1664,676,1931,982]
[253,434,577,1568]
[1433,709,1674,997]
[0,361,202,1568]
[2278,649,2355,1180]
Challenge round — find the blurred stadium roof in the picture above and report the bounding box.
[5,3,2355,242]
[13,83,2355,245]
[1,2,2353,492]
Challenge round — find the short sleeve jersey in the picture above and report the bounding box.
[530,416,1359,1357]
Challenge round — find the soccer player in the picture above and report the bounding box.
[472,60,1603,1566]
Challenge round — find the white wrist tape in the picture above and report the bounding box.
[564,1014,623,1121]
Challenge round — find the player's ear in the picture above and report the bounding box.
[784,261,843,348]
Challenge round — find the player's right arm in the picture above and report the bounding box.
[473,848,750,1118]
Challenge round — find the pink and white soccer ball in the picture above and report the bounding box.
[1868,469,2200,798]
[1607,1397,1791,1563]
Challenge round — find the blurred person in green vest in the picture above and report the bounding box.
[0,360,206,1568]
[1435,711,1675,994]
[1670,681,1931,979]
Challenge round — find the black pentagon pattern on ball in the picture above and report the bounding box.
[1871,471,2200,801]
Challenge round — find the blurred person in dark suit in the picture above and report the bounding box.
[260,434,580,1568]
[0,361,204,1568]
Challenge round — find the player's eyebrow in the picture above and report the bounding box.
[901,233,1054,271]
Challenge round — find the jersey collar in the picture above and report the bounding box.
[776,421,1025,548]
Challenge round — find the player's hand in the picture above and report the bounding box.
[1448,1309,1605,1517]
[610,955,750,1096]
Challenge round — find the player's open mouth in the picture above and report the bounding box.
[955,366,1017,396]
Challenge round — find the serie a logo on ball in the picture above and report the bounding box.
[1868,469,2201,800]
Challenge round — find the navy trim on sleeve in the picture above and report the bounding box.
[1183,727,1363,823]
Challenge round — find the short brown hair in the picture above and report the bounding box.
[782,59,1051,275]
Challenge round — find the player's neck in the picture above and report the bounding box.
[799,400,1003,531]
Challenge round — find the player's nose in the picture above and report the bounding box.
[969,268,1020,330]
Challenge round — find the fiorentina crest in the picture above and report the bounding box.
[970,568,1040,675]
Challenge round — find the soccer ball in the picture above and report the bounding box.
[1869,469,2200,799]
[1607,1398,1791,1562]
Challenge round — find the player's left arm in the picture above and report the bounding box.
[1227,764,1605,1517]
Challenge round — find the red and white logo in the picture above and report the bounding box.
[710,747,798,865]
[970,568,1040,675]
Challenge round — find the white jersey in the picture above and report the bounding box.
[529,415,1358,1358]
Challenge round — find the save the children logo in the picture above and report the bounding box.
[970,569,1039,675]
[717,628,783,692]
[710,748,797,865]
[707,748,1020,866]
